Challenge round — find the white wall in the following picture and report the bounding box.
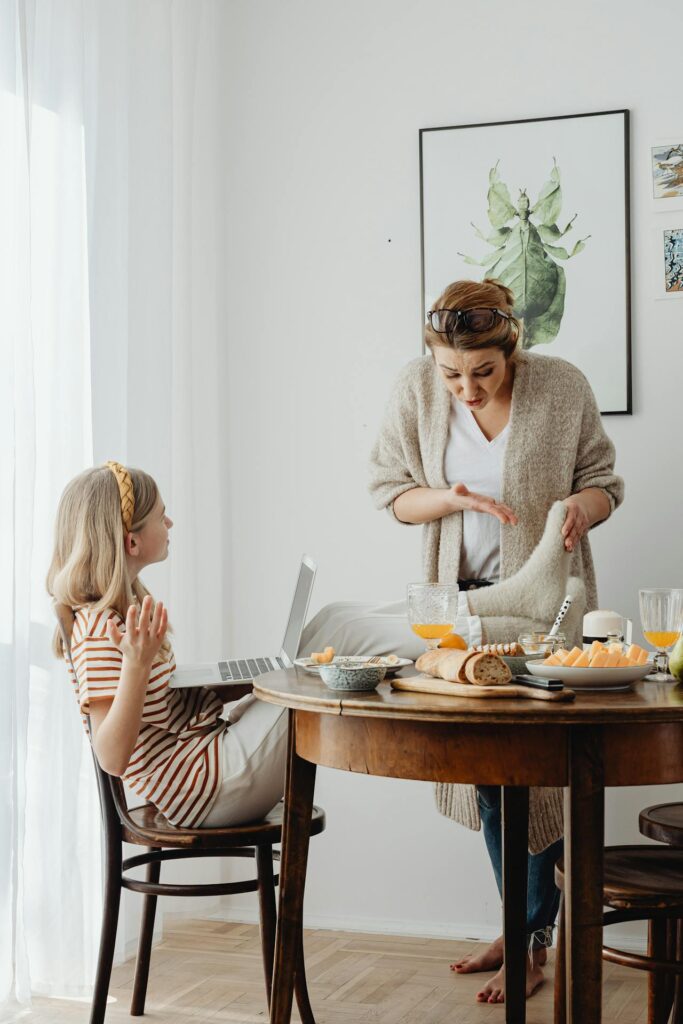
[213,0,683,944]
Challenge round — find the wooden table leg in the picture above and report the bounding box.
[270,710,317,1024]
[503,785,530,1024]
[564,726,604,1024]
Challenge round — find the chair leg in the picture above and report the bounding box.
[294,924,315,1024]
[664,917,678,1023]
[256,844,277,1007]
[554,895,566,1024]
[648,918,672,1024]
[259,841,315,1022]
[130,848,162,1016]
[90,836,122,1024]
[673,918,683,1024]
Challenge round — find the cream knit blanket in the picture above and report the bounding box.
[368,349,624,852]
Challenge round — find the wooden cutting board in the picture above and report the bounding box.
[391,674,575,702]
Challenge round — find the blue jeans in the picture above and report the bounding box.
[477,786,563,951]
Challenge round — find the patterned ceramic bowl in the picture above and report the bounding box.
[318,660,387,691]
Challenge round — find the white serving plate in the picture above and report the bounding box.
[294,655,412,677]
[525,660,654,691]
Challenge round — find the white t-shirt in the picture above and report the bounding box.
[443,397,510,582]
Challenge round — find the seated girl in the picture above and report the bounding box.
[48,462,287,829]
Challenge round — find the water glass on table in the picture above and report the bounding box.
[406,583,460,653]
[639,588,683,680]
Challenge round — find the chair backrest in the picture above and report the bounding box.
[54,603,131,838]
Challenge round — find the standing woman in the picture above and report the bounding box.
[369,277,623,1003]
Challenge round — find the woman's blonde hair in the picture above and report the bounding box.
[425,277,521,358]
[47,465,170,658]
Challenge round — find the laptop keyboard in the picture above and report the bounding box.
[218,657,285,681]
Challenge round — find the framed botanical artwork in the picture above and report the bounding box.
[420,109,632,414]
[651,219,683,300]
[650,141,683,212]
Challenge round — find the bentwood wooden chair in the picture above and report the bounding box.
[639,803,683,1022]
[55,608,325,1024]
[640,803,683,848]
[554,846,683,1024]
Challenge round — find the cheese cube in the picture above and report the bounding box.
[563,647,585,667]
[626,644,650,666]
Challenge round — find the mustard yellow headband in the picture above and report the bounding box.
[105,461,135,532]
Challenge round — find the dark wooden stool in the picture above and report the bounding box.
[554,846,683,1024]
[91,748,325,1024]
[641,804,683,847]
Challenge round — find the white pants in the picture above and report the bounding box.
[199,694,288,828]
[298,597,481,661]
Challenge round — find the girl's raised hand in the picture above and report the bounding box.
[107,595,168,668]
[449,482,518,526]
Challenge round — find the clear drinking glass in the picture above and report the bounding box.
[406,583,460,652]
[639,588,683,680]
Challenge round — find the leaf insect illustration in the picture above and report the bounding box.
[459,160,590,348]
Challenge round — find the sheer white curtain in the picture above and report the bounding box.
[1,0,230,1011]
[87,1,231,663]
[0,0,100,1007]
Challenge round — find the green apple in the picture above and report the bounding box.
[670,634,683,682]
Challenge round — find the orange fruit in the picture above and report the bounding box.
[438,632,467,650]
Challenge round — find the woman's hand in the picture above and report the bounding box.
[107,595,168,670]
[449,482,518,526]
[562,489,611,551]
[562,494,591,552]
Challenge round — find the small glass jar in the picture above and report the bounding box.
[518,631,567,657]
[604,631,624,654]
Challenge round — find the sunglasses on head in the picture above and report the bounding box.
[427,307,513,334]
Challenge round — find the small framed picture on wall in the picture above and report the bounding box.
[651,218,683,300]
[650,141,683,212]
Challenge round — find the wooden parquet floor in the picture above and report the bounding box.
[20,919,648,1024]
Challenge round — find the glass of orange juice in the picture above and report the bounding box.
[407,583,460,652]
[639,588,683,679]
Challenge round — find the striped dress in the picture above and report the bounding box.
[67,605,226,827]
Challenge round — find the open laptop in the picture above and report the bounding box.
[169,554,316,688]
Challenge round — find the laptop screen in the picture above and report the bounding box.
[281,555,316,662]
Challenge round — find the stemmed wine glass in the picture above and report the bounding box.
[406,583,460,652]
[639,588,683,680]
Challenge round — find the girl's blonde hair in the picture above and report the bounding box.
[47,465,170,658]
[425,277,521,358]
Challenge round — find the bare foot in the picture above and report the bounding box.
[475,949,547,1004]
[450,935,504,973]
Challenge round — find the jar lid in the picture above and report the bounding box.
[583,610,624,634]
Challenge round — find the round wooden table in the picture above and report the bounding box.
[254,669,683,1024]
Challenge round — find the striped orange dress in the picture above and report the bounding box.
[67,605,226,827]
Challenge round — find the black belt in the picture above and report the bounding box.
[458,578,494,591]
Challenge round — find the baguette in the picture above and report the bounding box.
[464,653,512,685]
[415,648,511,686]
[415,649,473,682]
[415,649,452,675]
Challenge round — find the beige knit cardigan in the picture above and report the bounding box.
[368,349,624,852]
